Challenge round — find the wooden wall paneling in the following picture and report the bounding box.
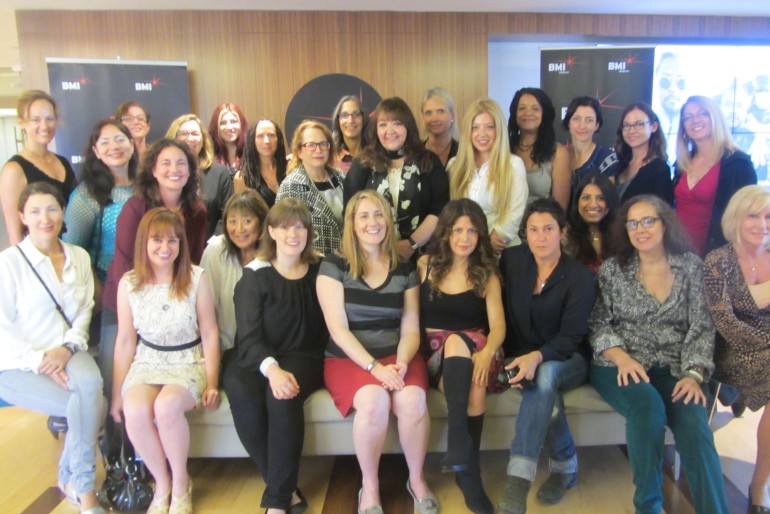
[14,9,770,143]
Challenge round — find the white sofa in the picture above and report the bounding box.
[187,384,673,459]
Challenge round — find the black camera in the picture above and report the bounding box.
[501,366,535,389]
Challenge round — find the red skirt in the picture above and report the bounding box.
[324,354,429,417]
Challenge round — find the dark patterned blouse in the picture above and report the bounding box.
[589,252,715,379]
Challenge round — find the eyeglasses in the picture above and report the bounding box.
[340,111,363,121]
[121,115,147,124]
[625,216,662,231]
[302,141,331,151]
[682,110,710,124]
[177,130,202,139]
[621,120,651,132]
[658,77,686,91]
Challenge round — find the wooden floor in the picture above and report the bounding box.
[1,405,754,514]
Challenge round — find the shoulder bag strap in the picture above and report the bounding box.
[16,245,73,328]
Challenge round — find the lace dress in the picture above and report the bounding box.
[122,266,206,404]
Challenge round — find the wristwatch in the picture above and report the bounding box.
[365,358,380,373]
[62,343,77,355]
[408,237,420,251]
[685,367,704,384]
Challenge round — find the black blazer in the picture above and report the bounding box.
[619,157,674,206]
[499,245,595,362]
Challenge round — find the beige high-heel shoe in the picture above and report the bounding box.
[169,480,192,514]
[147,489,171,514]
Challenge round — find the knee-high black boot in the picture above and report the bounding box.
[442,356,473,472]
[456,414,494,514]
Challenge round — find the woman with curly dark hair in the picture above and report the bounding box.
[590,194,728,514]
[64,120,138,284]
[564,173,619,275]
[614,102,673,205]
[508,87,571,209]
[344,97,449,261]
[233,119,287,207]
[418,199,505,514]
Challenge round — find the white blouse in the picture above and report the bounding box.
[452,155,529,247]
[0,237,94,372]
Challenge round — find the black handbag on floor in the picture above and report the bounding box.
[99,422,153,512]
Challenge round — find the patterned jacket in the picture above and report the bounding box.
[276,165,344,256]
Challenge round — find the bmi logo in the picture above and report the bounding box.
[548,63,567,73]
[62,82,81,90]
[135,83,153,91]
[608,61,628,72]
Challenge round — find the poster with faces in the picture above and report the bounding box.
[653,45,770,182]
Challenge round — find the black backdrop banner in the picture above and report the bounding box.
[46,58,190,174]
[540,47,655,148]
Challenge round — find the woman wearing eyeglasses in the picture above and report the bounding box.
[114,101,151,157]
[589,195,729,514]
[614,103,673,205]
[276,120,344,256]
[331,96,369,175]
[674,95,756,258]
[167,114,233,239]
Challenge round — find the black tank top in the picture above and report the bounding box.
[9,154,77,204]
[420,261,487,331]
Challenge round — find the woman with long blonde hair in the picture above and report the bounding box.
[318,190,437,514]
[448,98,528,254]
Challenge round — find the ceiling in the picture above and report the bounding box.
[6,1,770,17]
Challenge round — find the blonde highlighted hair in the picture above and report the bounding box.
[165,114,216,170]
[341,190,400,279]
[449,98,514,229]
[676,95,739,172]
[287,120,336,174]
[721,185,770,247]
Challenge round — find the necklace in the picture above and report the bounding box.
[427,138,452,156]
[518,142,534,151]
[590,230,600,242]
[536,265,555,292]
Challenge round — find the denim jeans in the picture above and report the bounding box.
[0,351,106,494]
[591,364,729,514]
[507,353,588,481]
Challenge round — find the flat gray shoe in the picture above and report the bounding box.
[536,472,577,504]
[406,479,439,514]
[358,487,383,514]
[497,476,531,514]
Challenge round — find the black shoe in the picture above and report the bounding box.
[455,470,494,514]
[536,472,577,504]
[732,400,747,418]
[497,476,530,514]
[288,488,308,514]
[47,416,68,439]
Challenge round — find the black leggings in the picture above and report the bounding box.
[221,349,323,510]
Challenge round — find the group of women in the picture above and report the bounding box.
[0,82,767,514]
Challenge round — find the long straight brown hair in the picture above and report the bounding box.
[131,208,193,300]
